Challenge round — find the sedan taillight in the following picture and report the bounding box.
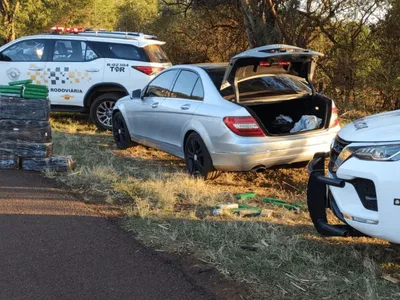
[132,66,164,76]
[223,116,265,137]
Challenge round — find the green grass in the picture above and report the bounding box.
[50,113,400,300]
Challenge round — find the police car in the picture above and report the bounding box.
[0,27,172,130]
[308,111,400,244]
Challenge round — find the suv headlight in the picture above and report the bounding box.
[332,143,400,172]
[353,144,400,161]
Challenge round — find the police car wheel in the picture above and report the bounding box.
[112,111,135,149]
[90,93,121,130]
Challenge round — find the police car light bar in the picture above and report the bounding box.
[51,26,84,34]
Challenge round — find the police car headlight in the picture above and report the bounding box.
[353,144,400,161]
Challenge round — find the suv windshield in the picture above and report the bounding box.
[143,44,169,63]
[206,68,310,101]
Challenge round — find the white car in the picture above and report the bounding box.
[0,28,171,130]
[113,44,340,179]
[308,110,400,244]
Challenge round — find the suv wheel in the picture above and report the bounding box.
[184,132,221,180]
[90,93,122,130]
[113,111,135,149]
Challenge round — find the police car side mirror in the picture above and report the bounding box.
[131,89,141,99]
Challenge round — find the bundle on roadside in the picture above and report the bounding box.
[0,80,74,172]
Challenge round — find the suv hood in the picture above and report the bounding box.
[339,110,400,142]
[221,44,323,101]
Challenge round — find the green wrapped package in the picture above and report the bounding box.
[8,79,33,86]
[23,94,48,99]
[236,192,257,200]
[23,90,48,96]
[24,84,49,92]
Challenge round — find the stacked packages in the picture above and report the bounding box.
[0,80,74,172]
[0,80,49,99]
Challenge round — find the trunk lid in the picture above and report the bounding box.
[221,44,323,102]
[338,110,400,142]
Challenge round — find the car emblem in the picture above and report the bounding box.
[61,94,74,100]
[6,68,21,81]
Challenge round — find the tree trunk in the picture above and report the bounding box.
[0,0,20,42]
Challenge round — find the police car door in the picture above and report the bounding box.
[0,38,49,87]
[45,39,104,107]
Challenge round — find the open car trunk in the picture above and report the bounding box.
[245,95,332,135]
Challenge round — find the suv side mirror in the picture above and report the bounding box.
[131,89,142,99]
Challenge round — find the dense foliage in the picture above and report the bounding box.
[1,0,399,112]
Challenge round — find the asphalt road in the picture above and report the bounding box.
[0,170,215,300]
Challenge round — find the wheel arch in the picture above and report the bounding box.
[182,125,215,159]
[84,83,129,108]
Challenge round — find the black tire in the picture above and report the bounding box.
[184,132,221,180]
[112,111,135,149]
[90,93,122,130]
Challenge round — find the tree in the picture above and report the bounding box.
[0,0,21,42]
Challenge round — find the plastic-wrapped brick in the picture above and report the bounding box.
[21,156,75,172]
[0,155,19,169]
[0,120,51,143]
[0,96,50,121]
[0,141,52,158]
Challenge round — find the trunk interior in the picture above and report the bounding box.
[245,95,332,135]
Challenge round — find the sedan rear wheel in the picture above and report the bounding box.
[185,132,221,180]
[112,111,135,149]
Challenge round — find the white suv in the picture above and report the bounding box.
[308,111,400,244]
[0,30,172,130]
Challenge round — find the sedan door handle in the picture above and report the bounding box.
[181,104,191,110]
[85,69,99,72]
[28,68,43,71]
[151,102,159,108]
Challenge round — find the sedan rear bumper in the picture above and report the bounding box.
[211,139,333,171]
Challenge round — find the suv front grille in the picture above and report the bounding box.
[352,178,378,211]
[328,137,350,173]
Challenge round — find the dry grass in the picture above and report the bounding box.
[50,113,400,300]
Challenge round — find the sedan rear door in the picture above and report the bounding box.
[156,70,203,156]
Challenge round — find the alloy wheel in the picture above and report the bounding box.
[186,139,205,176]
[96,100,115,128]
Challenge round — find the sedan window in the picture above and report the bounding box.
[144,69,179,97]
[171,70,199,99]
[191,79,204,100]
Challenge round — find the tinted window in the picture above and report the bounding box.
[236,76,311,101]
[143,44,170,63]
[205,68,310,101]
[191,79,204,100]
[171,70,199,99]
[53,40,98,62]
[144,70,178,97]
[92,42,148,61]
[1,40,46,62]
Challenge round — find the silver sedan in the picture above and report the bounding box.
[112,44,340,179]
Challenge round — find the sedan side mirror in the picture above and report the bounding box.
[131,89,142,99]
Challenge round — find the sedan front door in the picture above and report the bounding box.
[126,69,179,148]
[157,70,204,156]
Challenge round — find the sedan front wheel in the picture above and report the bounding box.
[184,132,221,180]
